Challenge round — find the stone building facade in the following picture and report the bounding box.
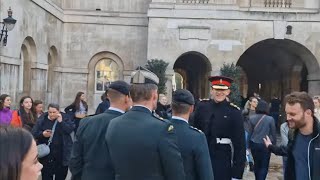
[1,0,320,113]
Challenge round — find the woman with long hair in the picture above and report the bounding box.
[0,126,43,180]
[0,94,13,125]
[65,91,88,133]
[11,96,36,131]
[33,100,44,118]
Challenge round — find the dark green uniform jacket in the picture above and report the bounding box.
[69,109,123,180]
[106,106,186,180]
[170,117,214,180]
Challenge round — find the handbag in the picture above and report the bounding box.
[37,120,58,158]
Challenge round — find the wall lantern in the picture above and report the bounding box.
[0,7,17,46]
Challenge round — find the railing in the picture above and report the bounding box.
[180,0,237,4]
[264,0,292,8]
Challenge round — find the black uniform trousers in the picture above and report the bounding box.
[211,144,232,180]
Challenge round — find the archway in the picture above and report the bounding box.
[237,39,320,102]
[174,52,211,99]
[47,46,58,104]
[20,37,37,96]
[87,51,124,113]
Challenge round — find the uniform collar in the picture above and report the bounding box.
[108,107,125,114]
[172,116,188,124]
[131,105,152,114]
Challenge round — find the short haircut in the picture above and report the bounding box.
[48,103,60,111]
[107,88,126,103]
[130,84,158,103]
[172,101,191,115]
[0,126,33,180]
[285,92,314,114]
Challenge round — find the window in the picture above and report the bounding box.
[95,59,119,92]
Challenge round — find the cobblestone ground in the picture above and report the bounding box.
[243,154,284,180]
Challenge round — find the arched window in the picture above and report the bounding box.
[95,58,120,92]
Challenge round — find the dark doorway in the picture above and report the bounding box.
[174,52,211,99]
[237,39,318,101]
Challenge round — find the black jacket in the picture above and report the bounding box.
[268,117,320,180]
[106,106,185,180]
[170,118,214,180]
[69,109,123,180]
[192,99,246,179]
[32,112,75,166]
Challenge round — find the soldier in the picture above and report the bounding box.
[192,76,246,180]
[69,80,132,180]
[106,66,185,180]
[170,89,214,180]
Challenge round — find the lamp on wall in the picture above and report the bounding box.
[0,7,17,46]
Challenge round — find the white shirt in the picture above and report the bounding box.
[108,107,125,114]
[171,116,188,124]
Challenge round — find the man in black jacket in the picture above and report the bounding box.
[69,80,132,180]
[264,91,320,180]
[192,76,246,180]
[170,89,214,180]
[106,66,185,180]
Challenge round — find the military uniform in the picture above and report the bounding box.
[105,67,185,180]
[192,76,246,180]
[170,89,214,180]
[69,80,130,180]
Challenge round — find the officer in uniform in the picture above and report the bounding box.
[69,80,132,180]
[105,66,185,180]
[170,89,214,180]
[192,76,246,180]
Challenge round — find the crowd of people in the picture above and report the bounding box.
[0,66,320,180]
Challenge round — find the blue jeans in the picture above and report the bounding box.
[245,131,253,163]
[250,141,271,180]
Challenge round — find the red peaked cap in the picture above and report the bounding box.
[208,76,233,89]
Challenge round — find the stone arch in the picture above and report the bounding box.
[87,51,124,110]
[237,38,320,101]
[47,46,59,103]
[20,36,37,96]
[173,51,212,99]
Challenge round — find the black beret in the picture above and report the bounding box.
[131,66,159,85]
[108,80,130,95]
[172,89,195,105]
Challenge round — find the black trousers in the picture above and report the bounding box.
[210,144,232,180]
[41,156,68,180]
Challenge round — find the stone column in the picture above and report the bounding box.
[308,73,320,96]
[165,70,175,103]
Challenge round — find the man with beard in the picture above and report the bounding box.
[192,76,246,180]
[264,91,320,180]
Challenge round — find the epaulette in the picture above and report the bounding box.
[189,126,203,133]
[230,103,240,110]
[152,112,165,121]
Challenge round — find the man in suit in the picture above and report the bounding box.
[192,76,246,180]
[106,66,185,180]
[69,80,132,180]
[170,89,214,180]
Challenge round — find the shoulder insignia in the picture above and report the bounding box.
[189,126,203,133]
[168,125,174,132]
[230,103,240,110]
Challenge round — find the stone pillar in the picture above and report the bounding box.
[308,73,320,96]
[30,62,48,103]
[238,0,251,8]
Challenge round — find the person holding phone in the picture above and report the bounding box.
[32,103,75,180]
